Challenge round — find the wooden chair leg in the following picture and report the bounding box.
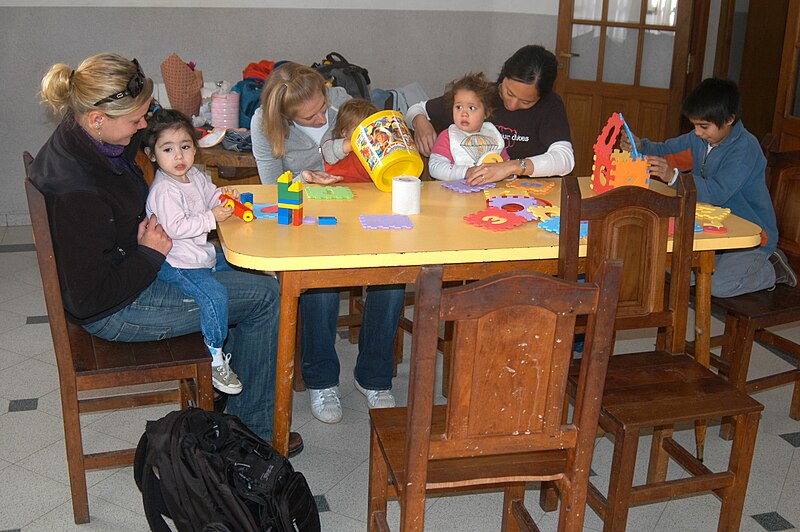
[502,483,527,532]
[63,394,90,524]
[646,425,673,483]
[603,426,640,532]
[791,370,800,420]
[368,427,389,532]
[441,320,455,397]
[720,316,756,441]
[718,411,760,530]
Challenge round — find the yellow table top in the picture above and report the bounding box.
[218,178,763,272]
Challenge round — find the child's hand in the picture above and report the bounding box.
[620,132,639,152]
[645,155,674,183]
[220,187,240,200]
[212,203,234,222]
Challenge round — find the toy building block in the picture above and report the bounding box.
[318,216,338,225]
[591,112,649,193]
[239,192,254,207]
[276,171,304,225]
[219,194,254,222]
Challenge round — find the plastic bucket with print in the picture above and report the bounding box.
[350,110,423,192]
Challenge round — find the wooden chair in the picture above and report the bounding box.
[542,175,764,531]
[23,153,214,524]
[368,260,624,531]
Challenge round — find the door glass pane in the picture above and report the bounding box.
[641,30,674,88]
[609,0,641,23]
[570,25,601,81]
[603,27,638,85]
[646,0,678,26]
[573,0,602,21]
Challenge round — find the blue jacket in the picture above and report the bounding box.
[640,120,777,253]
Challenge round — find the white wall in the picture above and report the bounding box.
[0,3,560,225]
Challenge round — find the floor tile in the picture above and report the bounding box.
[22,496,147,531]
[0,357,59,400]
[7,398,37,412]
[0,409,64,463]
[0,464,71,529]
[752,511,795,531]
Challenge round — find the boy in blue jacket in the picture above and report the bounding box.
[624,77,796,297]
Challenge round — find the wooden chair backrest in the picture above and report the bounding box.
[406,261,621,466]
[559,175,697,353]
[24,153,84,382]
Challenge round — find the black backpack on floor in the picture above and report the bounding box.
[311,52,371,100]
[134,408,320,532]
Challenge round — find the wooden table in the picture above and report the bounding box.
[197,145,260,187]
[217,179,763,456]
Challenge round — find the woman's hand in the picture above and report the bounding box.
[464,160,517,186]
[301,170,343,185]
[645,155,674,183]
[412,115,436,156]
[137,214,172,256]
[211,204,234,222]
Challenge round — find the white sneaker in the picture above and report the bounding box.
[355,381,396,409]
[309,386,343,424]
[211,353,243,395]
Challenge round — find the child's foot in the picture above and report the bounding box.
[770,249,798,287]
[211,353,243,395]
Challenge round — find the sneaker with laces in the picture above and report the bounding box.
[770,249,798,287]
[211,353,243,395]
[355,381,396,409]
[309,386,342,423]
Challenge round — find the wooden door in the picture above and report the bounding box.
[555,0,694,176]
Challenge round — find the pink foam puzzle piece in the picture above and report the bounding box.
[251,202,278,219]
[441,179,497,194]
[359,214,413,229]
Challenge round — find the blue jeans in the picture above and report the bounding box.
[157,260,231,349]
[300,285,405,391]
[83,253,280,440]
[708,248,775,297]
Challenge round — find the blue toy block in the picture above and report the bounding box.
[318,216,338,225]
[278,208,293,225]
[240,192,254,205]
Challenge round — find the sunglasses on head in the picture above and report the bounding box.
[94,59,145,106]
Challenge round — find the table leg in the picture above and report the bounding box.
[693,250,715,461]
[273,271,301,456]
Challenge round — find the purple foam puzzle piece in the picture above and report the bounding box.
[359,214,413,229]
[440,179,497,194]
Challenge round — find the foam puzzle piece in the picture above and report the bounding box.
[318,216,338,225]
[441,179,497,194]
[591,113,650,193]
[487,195,542,222]
[667,217,704,236]
[485,188,531,199]
[695,202,731,229]
[303,216,317,224]
[305,186,355,200]
[507,179,556,194]
[537,216,588,239]
[359,214,413,229]
[527,204,560,222]
[251,202,278,219]
[463,207,526,232]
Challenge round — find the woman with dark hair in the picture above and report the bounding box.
[407,44,574,185]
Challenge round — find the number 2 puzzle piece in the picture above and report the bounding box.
[305,186,354,200]
[463,207,526,232]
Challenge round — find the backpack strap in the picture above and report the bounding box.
[133,432,174,532]
[325,52,348,64]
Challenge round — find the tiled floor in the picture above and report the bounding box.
[0,223,799,531]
